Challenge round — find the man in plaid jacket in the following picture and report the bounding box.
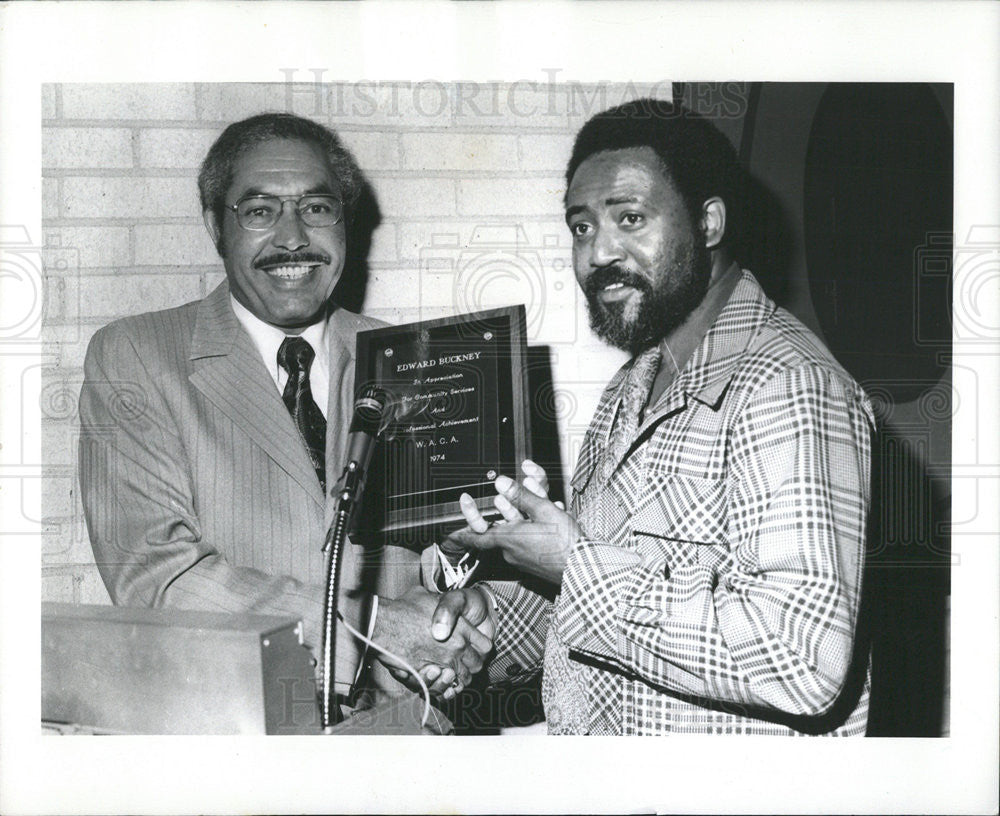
[433,98,875,735]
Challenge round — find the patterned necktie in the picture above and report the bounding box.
[277,336,327,493]
[596,346,662,486]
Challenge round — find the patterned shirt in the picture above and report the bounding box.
[485,271,875,735]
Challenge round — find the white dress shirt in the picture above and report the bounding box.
[230,295,331,417]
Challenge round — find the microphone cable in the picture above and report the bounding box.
[335,611,432,730]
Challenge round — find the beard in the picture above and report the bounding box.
[584,240,712,355]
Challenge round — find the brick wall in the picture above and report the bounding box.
[41,81,672,603]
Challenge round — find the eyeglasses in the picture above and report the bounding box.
[228,194,344,231]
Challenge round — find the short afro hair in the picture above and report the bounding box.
[198,112,364,230]
[566,98,743,246]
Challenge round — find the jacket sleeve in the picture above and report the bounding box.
[78,323,367,693]
[477,579,551,686]
[553,364,874,717]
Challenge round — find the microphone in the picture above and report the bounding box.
[323,386,392,552]
[344,386,391,469]
[341,384,393,492]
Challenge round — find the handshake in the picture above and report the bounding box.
[368,583,496,700]
[365,459,577,699]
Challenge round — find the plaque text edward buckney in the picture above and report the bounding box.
[394,351,483,372]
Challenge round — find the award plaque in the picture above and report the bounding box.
[354,305,530,549]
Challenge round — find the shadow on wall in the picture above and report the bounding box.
[333,178,381,314]
[738,81,953,736]
[864,434,951,736]
[739,173,796,307]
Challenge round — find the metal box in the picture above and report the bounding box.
[42,603,321,734]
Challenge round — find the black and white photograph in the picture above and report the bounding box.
[1,2,997,814]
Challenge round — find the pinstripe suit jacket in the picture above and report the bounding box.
[79,281,418,692]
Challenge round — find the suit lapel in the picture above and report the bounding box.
[634,381,689,442]
[188,283,325,508]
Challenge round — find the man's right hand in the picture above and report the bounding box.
[373,585,493,699]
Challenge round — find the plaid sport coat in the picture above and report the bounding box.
[485,271,875,735]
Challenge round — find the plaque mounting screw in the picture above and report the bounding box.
[384,348,394,357]
[483,331,493,341]
[501,416,508,423]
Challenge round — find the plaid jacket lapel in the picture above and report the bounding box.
[639,271,777,434]
[572,272,776,506]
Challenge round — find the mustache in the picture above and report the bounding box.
[583,265,651,299]
[254,252,331,270]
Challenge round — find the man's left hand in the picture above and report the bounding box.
[449,472,584,585]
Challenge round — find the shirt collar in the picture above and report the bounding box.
[678,266,777,407]
[659,261,743,384]
[627,264,775,417]
[230,295,329,381]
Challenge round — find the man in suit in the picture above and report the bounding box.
[79,113,489,710]
[432,99,875,735]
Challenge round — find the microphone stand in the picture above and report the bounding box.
[319,388,387,732]
[319,483,354,731]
